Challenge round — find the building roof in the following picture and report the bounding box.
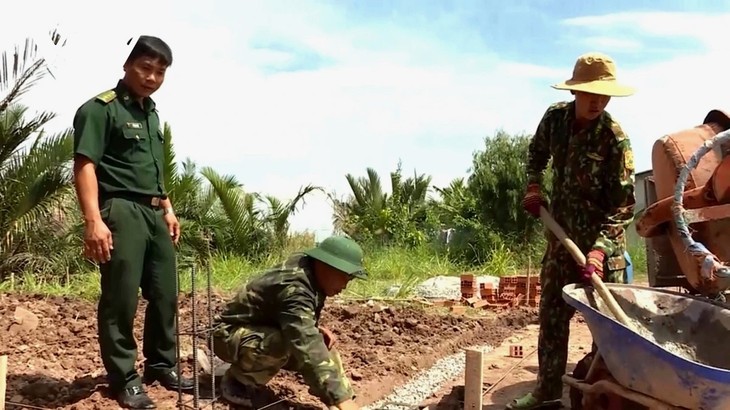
[636,169,652,178]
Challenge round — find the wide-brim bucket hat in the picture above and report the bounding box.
[303,236,368,280]
[551,52,635,97]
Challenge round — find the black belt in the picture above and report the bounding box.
[101,192,166,209]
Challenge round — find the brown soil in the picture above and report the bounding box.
[0,292,537,410]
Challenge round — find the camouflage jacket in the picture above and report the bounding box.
[215,254,352,403]
[527,101,636,261]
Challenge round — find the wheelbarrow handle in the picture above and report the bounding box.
[539,207,634,329]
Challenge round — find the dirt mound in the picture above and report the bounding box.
[0,292,536,409]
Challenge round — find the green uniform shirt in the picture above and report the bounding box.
[527,101,636,257]
[216,254,352,404]
[73,80,166,197]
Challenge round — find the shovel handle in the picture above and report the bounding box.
[539,207,634,329]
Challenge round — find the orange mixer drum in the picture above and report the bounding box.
[712,156,730,204]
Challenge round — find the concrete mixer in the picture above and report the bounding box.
[636,109,730,299]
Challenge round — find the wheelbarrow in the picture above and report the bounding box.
[561,282,730,410]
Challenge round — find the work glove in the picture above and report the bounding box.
[581,249,605,284]
[521,183,546,218]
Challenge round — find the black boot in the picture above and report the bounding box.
[117,386,156,409]
[143,367,195,391]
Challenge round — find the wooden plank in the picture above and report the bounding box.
[0,355,7,410]
[464,349,483,410]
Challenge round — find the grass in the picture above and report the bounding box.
[0,239,650,301]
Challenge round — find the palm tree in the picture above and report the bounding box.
[258,183,324,250]
[0,29,74,283]
[331,162,434,246]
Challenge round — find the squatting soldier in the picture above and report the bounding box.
[212,236,367,410]
[508,52,636,409]
[72,35,194,409]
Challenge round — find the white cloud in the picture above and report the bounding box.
[580,36,644,52]
[4,4,730,241]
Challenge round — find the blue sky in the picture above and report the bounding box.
[4,0,730,240]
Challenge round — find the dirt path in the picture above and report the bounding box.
[421,315,593,410]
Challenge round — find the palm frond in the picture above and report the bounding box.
[1,29,68,112]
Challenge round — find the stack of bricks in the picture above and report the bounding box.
[498,275,542,307]
[479,281,498,304]
[498,276,518,304]
[434,273,544,314]
[460,274,478,299]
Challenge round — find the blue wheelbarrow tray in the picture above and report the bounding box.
[562,283,730,410]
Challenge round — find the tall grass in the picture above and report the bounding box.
[0,231,650,301]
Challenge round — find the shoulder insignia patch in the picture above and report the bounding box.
[95,90,117,104]
[624,149,635,170]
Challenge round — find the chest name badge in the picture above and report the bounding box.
[586,152,604,161]
[126,122,143,129]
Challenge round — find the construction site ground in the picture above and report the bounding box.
[420,316,592,409]
[0,283,609,410]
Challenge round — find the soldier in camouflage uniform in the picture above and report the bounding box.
[508,52,636,409]
[212,236,367,410]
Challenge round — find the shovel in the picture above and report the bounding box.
[538,207,633,329]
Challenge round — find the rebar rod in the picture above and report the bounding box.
[207,255,216,409]
[175,256,184,410]
[191,263,200,409]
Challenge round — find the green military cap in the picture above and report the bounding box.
[303,236,367,279]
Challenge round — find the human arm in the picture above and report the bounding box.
[526,107,553,186]
[523,108,554,216]
[72,103,112,263]
[160,197,180,245]
[278,287,354,406]
[591,135,636,257]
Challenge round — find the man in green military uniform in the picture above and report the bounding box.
[508,52,636,409]
[72,35,194,409]
[212,236,366,410]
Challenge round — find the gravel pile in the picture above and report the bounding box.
[361,343,496,410]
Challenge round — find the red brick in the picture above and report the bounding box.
[450,305,467,315]
[473,300,489,309]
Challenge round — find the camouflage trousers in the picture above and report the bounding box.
[533,247,626,401]
[212,324,353,394]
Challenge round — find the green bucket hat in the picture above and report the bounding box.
[303,236,367,280]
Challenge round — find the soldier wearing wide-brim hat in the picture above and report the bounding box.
[211,235,368,410]
[512,52,637,409]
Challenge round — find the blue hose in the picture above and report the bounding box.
[624,250,633,284]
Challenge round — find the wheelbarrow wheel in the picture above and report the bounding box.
[570,351,650,410]
[569,351,594,410]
